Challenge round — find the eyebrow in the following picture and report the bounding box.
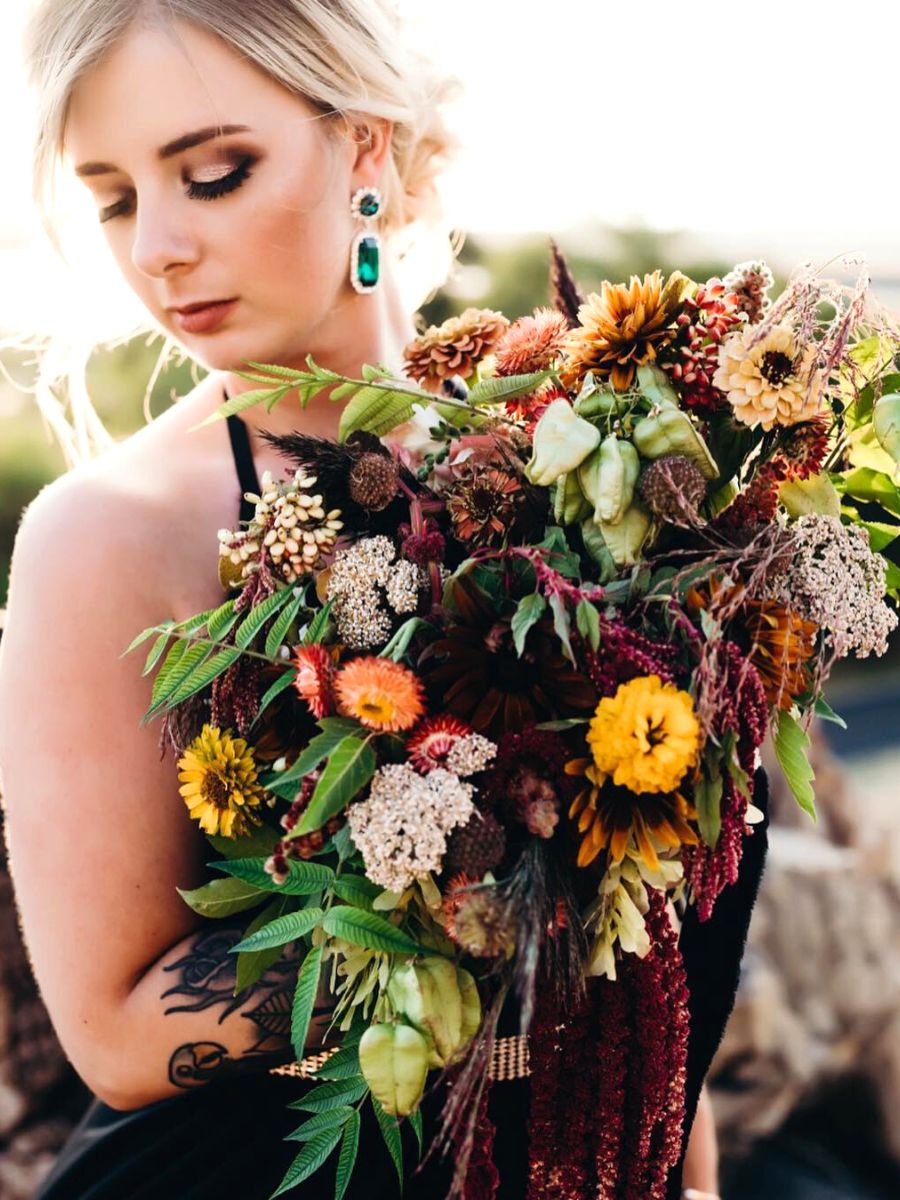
[74,124,252,178]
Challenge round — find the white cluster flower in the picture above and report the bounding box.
[347,763,475,893]
[445,732,498,777]
[771,514,898,658]
[326,535,427,648]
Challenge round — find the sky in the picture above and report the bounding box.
[1,0,898,331]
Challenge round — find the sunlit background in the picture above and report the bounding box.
[2,3,900,1198]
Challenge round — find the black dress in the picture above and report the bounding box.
[34,412,769,1199]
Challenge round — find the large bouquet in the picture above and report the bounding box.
[129,249,900,1198]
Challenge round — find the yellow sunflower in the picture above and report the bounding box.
[177,724,266,838]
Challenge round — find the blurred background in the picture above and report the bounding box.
[2,1,900,1197]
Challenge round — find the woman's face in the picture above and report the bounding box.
[64,19,386,369]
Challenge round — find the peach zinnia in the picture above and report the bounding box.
[335,656,426,732]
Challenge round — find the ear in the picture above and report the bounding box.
[348,117,394,189]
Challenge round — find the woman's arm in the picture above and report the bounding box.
[0,476,326,1109]
[680,1082,720,1196]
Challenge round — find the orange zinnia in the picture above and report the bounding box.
[335,656,426,732]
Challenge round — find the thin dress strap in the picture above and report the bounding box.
[225,411,262,526]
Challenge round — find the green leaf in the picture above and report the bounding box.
[166,645,243,706]
[379,617,431,663]
[338,381,435,441]
[330,875,382,911]
[320,906,426,956]
[269,1125,344,1197]
[176,876,267,920]
[549,591,575,666]
[291,943,324,1061]
[206,599,240,641]
[235,895,288,994]
[289,1076,369,1112]
[231,907,324,953]
[466,369,552,406]
[694,769,723,849]
[836,467,900,518]
[142,629,174,676]
[265,594,304,658]
[251,668,298,730]
[208,825,280,861]
[285,1106,354,1141]
[774,709,817,821]
[189,386,293,431]
[856,517,900,554]
[511,592,546,657]
[293,737,377,836]
[408,1105,424,1156]
[314,1037,362,1082]
[123,620,173,657]
[265,720,363,798]
[147,637,194,708]
[575,598,601,651]
[303,600,335,646]
[334,1109,361,1200]
[371,1097,404,1188]
[213,857,334,895]
[813,695,847,730]
[235,587,297,650]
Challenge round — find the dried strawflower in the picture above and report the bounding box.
[712,322,826,431]
[347,763,475,892]
[559,270,691,393]
[291,643,337,719]
[406,714,475,773]
[335,656,426,732]
[494,307,569,376]
[403,308,510,393]
[446,460,525,547]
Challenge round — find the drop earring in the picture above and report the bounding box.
[349,185,382,294]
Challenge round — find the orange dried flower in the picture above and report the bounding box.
[403,307,510,394]
[494,307,569,376]
[335,655,426,731]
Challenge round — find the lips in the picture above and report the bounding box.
[171,299,239,334]
[169,298,237,313]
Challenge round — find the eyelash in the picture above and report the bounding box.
[98,157,256,224]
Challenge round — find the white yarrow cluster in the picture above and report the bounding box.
[772,514,898,658]
[445,732,497,776]
[326,535,425,648]
[347,763,476,893]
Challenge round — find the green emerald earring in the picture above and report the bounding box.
[350,185,382,294]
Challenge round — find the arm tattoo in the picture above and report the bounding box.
[162,924,332,1090]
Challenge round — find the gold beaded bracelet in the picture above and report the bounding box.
[269,1033,531,1082]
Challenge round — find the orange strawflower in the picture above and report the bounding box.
[494,307,569,376]
[335,656,426,732]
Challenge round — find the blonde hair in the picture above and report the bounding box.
[9,0,463,466]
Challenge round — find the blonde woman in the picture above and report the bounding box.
[0,2,722,1197]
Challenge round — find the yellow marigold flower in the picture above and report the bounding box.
[177,724,266,838]
[335,656,426,732]
[587,675,700,795]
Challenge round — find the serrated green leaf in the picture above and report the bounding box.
[265,720,363,798]
[266,594,304,658]
[142,629,174,676]
[205,599,240,641]
[208,825,280,861]
[251,668,298,731]
[575,598,601,651]
[321,906,425,956]
[189,386,293,431]
[289,1075,369,1112]
[166,645,243,706]
[408,1105,423,1156]
[813,695,847,730]
[334,1109,361,1200]
[371,1097,404,1188]
[285,1106,355,1142]
[330,875,382,911]
[303,600,335,646]
[148,637,193,707]
[213,857,334,895]
[176,876,267,919]
[244,359,311,383]
[235,895,288,994]
[235,587,296,650]
[291,943,324,1061]
[293,738,376,836]
[466,369,552,405]
[338,382,432,441]
[314,1044,361,1081]
[123,620,172,657]
[511,592,546,657]
[774,709,817,821]
[269,1125,344,1197]
[231,907,324,953]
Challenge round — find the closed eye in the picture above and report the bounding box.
[98,157,256,224]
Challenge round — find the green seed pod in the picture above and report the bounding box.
[386,958,463,1068]
[578,436,641,525]
[456,968,482,1050]
[584,501,653,567]
[631,408,719,481]
[636,363,680,409]
[873,392,900,470]
[525,398,602,487]
[574,385,620,419]
[358,1022,430,1117]
[554,469,592,524]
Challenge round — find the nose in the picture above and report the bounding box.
[130,193,201,279]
